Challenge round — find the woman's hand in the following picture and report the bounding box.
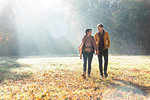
[80,55,82,59]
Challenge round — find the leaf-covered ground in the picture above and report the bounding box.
[0,56,150,100]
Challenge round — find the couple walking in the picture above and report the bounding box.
[78,24,110,78]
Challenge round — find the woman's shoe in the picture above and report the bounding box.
[82,73,86,79]
[100,74,103,78]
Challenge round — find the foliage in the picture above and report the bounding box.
[0,56,150,99]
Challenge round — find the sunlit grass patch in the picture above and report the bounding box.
[0,56,150,99]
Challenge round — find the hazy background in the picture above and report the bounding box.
[0,0,150,56]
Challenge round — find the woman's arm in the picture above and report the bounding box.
[91,36,99,55]
[82,35,87,42]
[93,39,98,51]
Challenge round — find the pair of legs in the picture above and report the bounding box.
[83,51,93,77]
[98,49,108,77]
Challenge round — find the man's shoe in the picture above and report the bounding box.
[104,73,108,77]
[88,74,91,78]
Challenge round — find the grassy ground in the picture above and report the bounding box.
[0,56,150,100]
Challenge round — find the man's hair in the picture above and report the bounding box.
[97,23,104,28]
[85,29,92,34]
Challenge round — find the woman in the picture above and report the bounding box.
[79,29,99,78]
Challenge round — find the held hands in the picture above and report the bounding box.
[105,47,109,49]
[96,50,99,55]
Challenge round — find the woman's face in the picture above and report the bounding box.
[87,30,92,36]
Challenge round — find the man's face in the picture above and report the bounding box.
[98,26,103,32]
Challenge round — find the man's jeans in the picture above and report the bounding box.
[98,49,108,76]
[83,51,93,75]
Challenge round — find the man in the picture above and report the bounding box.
[94,24,110,77]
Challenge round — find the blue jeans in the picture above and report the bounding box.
[83,51,93,75]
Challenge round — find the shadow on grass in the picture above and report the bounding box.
[112,78,150,96]
[0,58,32,83]
[91,76,148,96]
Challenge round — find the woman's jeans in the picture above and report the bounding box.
[83,51,93,75]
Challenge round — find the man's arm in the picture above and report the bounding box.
[94,34,96,41]
[107,32,110,49]
[94,34,98,48]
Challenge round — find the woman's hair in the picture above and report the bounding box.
[85,29,92,35]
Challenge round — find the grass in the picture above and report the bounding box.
[0,56,150,100]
